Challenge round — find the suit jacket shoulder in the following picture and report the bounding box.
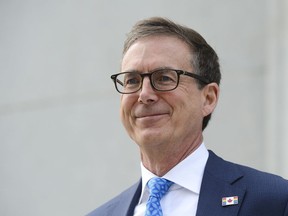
[86,180,141,216]
[197,150,288,216]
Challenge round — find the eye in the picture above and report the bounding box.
[154,70,177,84]
[124,73,141,86]
[158,75,174,82]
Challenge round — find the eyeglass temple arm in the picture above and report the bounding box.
[182,71,210,84]
[116,79,124,86]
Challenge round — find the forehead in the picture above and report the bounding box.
[121,35,193,72]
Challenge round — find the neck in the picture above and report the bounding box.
[140,133,203,176]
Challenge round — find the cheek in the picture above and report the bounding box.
[120,98,128,123]
[120,95,134,114]
[171,91,203,122]
[120,95,136,126]
[119,96,139,141]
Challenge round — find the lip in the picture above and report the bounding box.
[135,112,169,118]
[136,113,168,118]
[135,113,169,122]
[134,106,171,120]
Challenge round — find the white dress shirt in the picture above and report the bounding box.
[133,143,209,216]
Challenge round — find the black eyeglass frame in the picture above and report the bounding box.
[110,69,210,94]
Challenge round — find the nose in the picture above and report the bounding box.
[138,77,158,104]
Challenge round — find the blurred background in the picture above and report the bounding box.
[1,0,287,215]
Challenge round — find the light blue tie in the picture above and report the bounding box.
[145,177,173,216]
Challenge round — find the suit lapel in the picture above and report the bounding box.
[124,179,142,216]
[87,180,141,216]
[196,151,246,216]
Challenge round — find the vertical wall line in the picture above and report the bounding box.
[280,0,288,178]
[264,0,281,174]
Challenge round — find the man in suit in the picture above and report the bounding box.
[87,17,288,216]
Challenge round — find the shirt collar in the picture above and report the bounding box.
[139,143,208,201]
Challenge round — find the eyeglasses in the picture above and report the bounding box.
[111,68,210,94]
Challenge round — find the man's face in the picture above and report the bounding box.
[120,35,212,150]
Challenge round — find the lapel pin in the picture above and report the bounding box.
[222,196,238,206]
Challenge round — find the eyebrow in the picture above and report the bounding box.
[122,66,176,73]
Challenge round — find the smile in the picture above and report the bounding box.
[135,111,169,117]
[135,113,169,121]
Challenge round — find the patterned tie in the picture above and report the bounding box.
[145,177,173,216]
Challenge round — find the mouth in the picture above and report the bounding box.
[135,109,168,116]
[135,113,169,120]
[134,106,171,122]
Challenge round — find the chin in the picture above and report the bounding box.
[136,129,168,145]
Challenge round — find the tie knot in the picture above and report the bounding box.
[147,177,173,199]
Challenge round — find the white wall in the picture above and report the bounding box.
[0,0,287,215]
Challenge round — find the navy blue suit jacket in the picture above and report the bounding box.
[87,151,288,216]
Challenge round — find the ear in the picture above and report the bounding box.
[202,83,220,117]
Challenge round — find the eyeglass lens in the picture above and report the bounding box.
[115,69,179,93]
